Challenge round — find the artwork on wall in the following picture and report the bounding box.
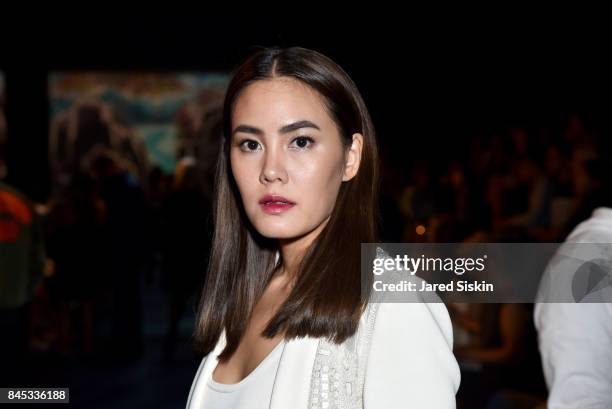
[48,72,228,191]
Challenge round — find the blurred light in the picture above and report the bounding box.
[415,224,426,235]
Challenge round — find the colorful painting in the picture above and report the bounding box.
[48,72,229,187]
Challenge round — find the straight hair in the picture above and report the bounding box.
[193,46,380,361]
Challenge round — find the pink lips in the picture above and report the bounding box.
[259,194,296,214]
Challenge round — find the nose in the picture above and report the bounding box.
[259,146,287,184]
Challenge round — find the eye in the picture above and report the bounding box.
[238,139,261,152]
[290,136,315,150]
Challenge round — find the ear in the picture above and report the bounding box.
[342,133,363,181]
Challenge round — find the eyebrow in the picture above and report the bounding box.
[232,120,321,136]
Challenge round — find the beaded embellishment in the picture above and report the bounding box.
[306,247,387,409]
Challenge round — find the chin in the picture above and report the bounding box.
[254,225,300,239]
[249,218,304,240]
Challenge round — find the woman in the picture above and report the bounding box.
[186,46,460,409]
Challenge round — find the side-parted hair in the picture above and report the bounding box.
[193,46,380,361]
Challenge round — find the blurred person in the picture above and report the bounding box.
[88,151,148,363]
[398,160,436,241]
[160,157,212,363]
[485,132,515,227]
[489,128,553,236]
[560,113,597,157]
[0,180,46,384]
[50,99,150,187]
[0,102,6,179]
[142,166,170,286]
[533,145,605,242]
[534,151,612,408]
[146,166,169,211]
[557,149,601,236]
[378,153,405,242]
[45,172,107,360]
[452,303,547,409]
[431,161,470,242]
[495,157,553,232]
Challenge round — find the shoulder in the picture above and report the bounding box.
[360,248,460,408]
[365,251,454,348]
[567,207,612,243]
[368,294,455,353]
[362,299,460,408]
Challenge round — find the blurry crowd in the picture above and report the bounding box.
[1,144,213,385]
[381,114,610,245]
[378,113,611,409]
[1,102,610,408]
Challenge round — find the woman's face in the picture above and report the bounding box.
[230,77,361,240]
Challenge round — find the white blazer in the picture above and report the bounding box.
[186,253,461,408]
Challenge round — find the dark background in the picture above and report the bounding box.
[2,15,611,201]
[1,14,611,409]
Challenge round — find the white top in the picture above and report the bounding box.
[186,249,461,409]
[202,340,286,409]
[534,207,612,408]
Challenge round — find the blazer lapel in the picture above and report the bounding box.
[185,330,228,408]
[270,336,320,409]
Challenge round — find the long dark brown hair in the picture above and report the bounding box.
[193,46,380,361]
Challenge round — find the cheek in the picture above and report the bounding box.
[292,156,344,213]
[230,155,257,202]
